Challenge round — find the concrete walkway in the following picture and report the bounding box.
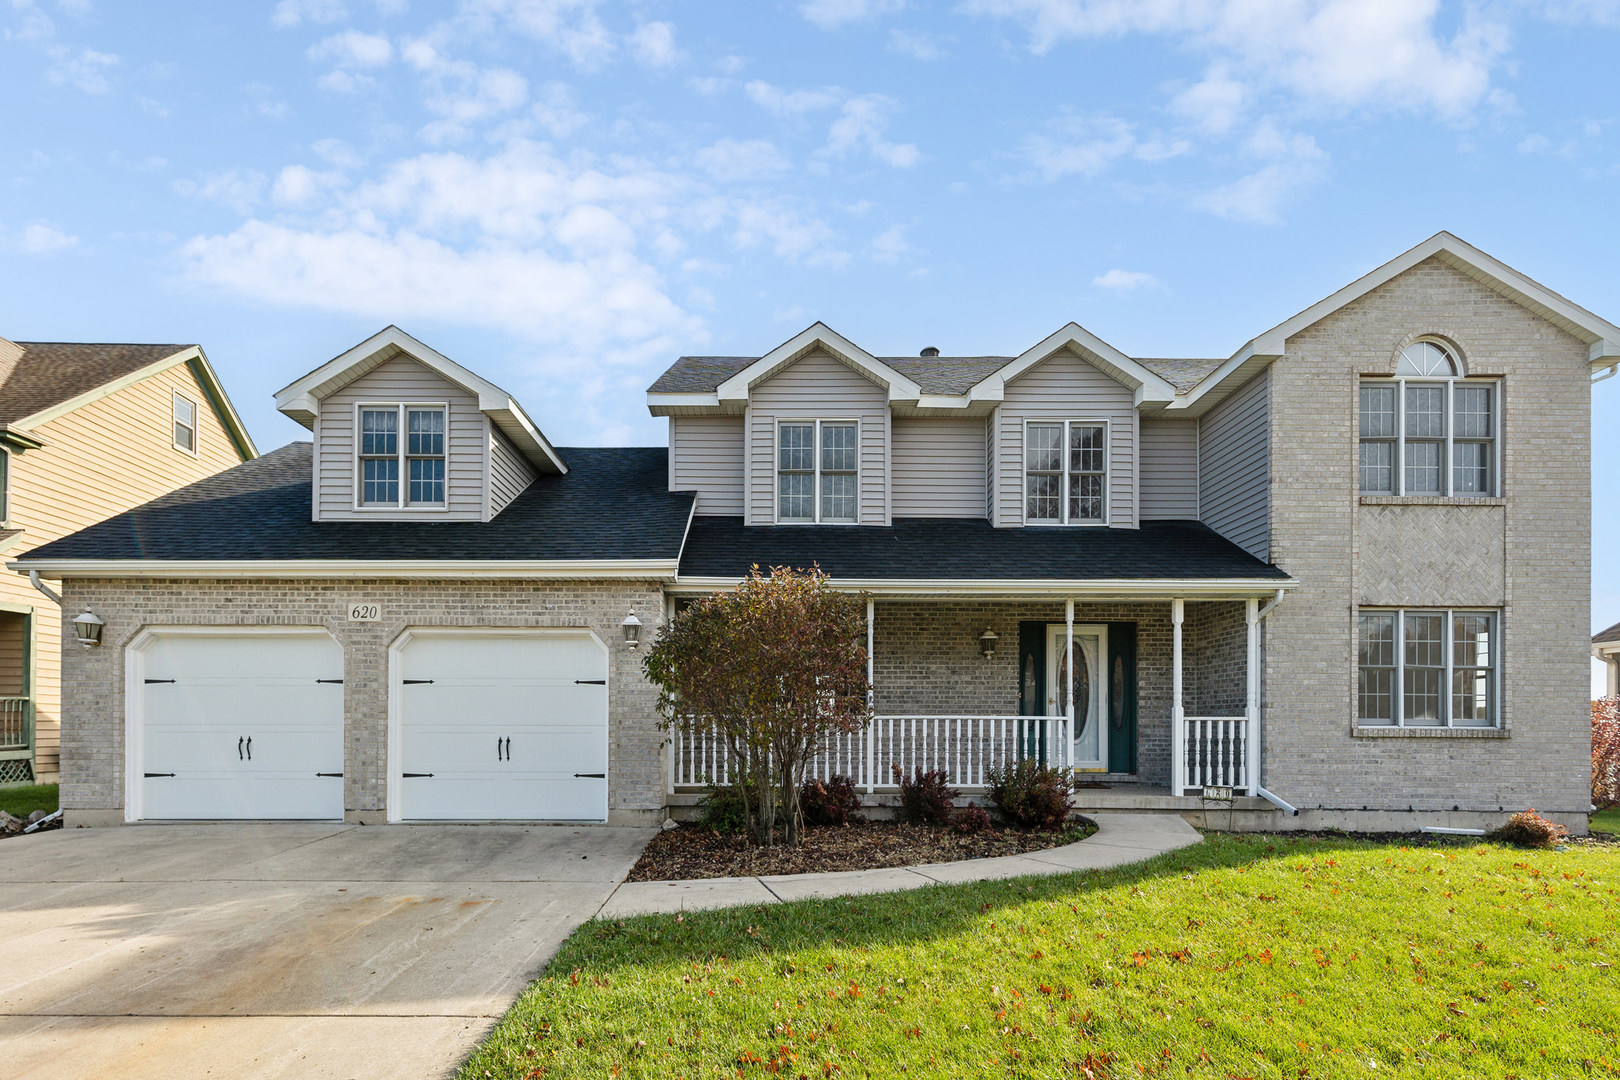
[0,823,653,1080]
[600,811,1200,918]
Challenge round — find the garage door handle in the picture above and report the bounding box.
[402,772,433,778]
[403,679,434,685]
[317,772,343,778]
[574,773,605,779]
[245,737,252,761]
[575,679,606,685]
[238,737,244,760]
[145,678,176,684]
[317,679,343,684]
[505,736,511,760]
[144,772,176,778]
[496,737,503,761]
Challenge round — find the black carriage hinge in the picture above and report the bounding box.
[575,679,606,685]
[316,679,344,684]
[402,772,434,778]
[144,679,176,684]
[143,772,176,778]
[403,679,434,685]
[316,772,343,777]
[573,773,605,779]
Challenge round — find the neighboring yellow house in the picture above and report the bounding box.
[0,336,255,784]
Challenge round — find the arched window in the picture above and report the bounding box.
[1358,340,1496,497]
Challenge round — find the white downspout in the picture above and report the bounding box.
[865,598,875,794]
[1250,589,1297,815]
[1064,598,1074,770]
[29,570,62,606]
[1171,597,1184,795]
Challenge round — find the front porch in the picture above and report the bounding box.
[666,594,1283,810]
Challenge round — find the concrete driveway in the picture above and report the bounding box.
[0,822,653,1080]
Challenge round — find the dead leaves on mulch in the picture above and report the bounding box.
[628,820,1090,882]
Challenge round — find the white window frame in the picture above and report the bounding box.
[1358,342,1499,498]
[353,402,449,511]
[774,418,860,524]
[172,391,199,457]
[1021,418,1110,526]
[1356,607,1500,729]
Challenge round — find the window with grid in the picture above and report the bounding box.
[1356,608,1498,728]
[358,404,447,508]
[1358,341,1496,497]
[777,420,858,523]
[1025,421,1107,524]
[173,393,197,454]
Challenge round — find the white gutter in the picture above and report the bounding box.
[668,575,1297,599]
[10,559,681,581]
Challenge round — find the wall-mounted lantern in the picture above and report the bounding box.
[73,609,104,648]
[978,627,998,660]
[621,610,643,650]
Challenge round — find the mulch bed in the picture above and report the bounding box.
[628,819,1094,882]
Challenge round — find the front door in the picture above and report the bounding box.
[1047,624,1107,770]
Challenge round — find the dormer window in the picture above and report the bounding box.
[777,420,858,523]
[358,404,446,508]
[1025,420,1108,525]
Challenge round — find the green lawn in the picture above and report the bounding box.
[0,783,57,820]
[461,834,1620,1079]
[1593,808,1620,836]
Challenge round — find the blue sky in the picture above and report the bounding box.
[3,0,1619,683]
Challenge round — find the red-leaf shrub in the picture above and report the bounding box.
[986,759,1075,831]
[952,801,992,835]
[800,775,865,827]
[1594,699,1620,810]
[891,764,957,826]
[1488,808,1570,849]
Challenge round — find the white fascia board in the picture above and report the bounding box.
[647,392,723,417]
[9,558,679,580]
[669,575,1296,599]
[967,323,1177,407]
[713,322,924,404]
[273,325,565,474]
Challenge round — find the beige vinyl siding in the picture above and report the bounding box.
[315,354,485,521]
[993,348,1139,528]
[488,423,538,518]
[3,360,246,780]
[1198,370,1270,561]
[670,415,745,515]
[1140,418,1199,520]
[745,352,889,526]
[892,416,988,518]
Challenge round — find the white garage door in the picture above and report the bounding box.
[394,630,608,822]
[134,630,344,821]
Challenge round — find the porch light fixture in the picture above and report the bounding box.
[621,609,643,650]
[978,627,998,660]
[73,609,104,648]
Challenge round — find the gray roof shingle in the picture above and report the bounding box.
[1594,620,1620,646]
[1,342,193,424]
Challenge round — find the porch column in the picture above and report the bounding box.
[1064,599,1075,770]
[865,598,875,793]
[1245,597,1260,794]
[1171,597,1185,795]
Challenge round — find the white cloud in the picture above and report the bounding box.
[629,21,679,67]
[822,94,920,167]
[731,201,846,266]
[272,164,345,205]
[531,81,588,138]
[888,28,944,59]
[1517,133,1550,153]
[1170,61,1246,136]
[870,224,909,262]
[46,47,117,93]
[961,0,1510,118]
[272,0,348,27]
[1195,125,1328,224]
[18,223,78,254]
[799,0,904,30]
[1092,268,1157,291]
[1542,0,1620,27]
[695,139,792,182]
[1020,113,1187,181]
[458,0,616,70]
[309,30,393,68]
[172,168,268,214]
[745,80,844,117]
[403,41,529,143]
[312,137,363,168]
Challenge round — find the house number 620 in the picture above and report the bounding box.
[348,603,381,622]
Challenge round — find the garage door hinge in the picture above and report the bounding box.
[316,772,343,777]
[403,679,434,684]
[574,773,606,779]
[317,679,343,684]
[144,678,176,684]
[402,772,434,778]
[575,679,606,685]
[144,772,176,778]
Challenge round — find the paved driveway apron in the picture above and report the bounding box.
[0,823,653,1079]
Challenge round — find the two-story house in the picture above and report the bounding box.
[0,337,255,786]
[15,232,1608,832]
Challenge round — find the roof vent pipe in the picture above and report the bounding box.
[919,346,939,357]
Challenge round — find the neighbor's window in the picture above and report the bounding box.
[0,449,8,523]
[1358,341,1496,497]
[173,392,197,454]
[777,420,858,523]
[1025,421,1107,524]
[1357,608,1498,728]
[359,404,447,508]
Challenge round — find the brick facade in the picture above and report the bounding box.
[57,578,667,825]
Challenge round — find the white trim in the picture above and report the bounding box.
[773,418,861,524]
[1020,418,1111,526]
[386,626,610,824]
[171,390,199,457]
[353,401,450,512]
[969,323,1177,408]
[713,323,923,404]
[669,576,1296,599]
[13,558,681,580]
[1355,607,1501,729]
[1357,371,1499,498]
[124,625,341,823]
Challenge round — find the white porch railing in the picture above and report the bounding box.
[667,714,1058,793]
[1172,715,1253,795]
